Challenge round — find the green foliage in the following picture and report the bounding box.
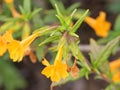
[91,36,120,68]
[23,0,31,13]
[54,4,89,38]
[13,0,41,22]
[106,0,120,13]
[39,35,60,46]
[0,56,26,90]
[105,83,120,90]
[114,15,120,31]
[70,9,89,33]
[36,45,46,61]
[1,0,120,89]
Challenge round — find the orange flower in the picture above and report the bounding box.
[4,0,14,4]
[0,30,13,56]
[4,0,21,18]
[41,46,68,82]
[85,11,111,37]
[10,7,21,18]
[110,59,120,83]
[0,36,7,56]
[7,33,38,62]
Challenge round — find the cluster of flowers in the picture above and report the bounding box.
[1,0,120,86]
[0,30,38,62]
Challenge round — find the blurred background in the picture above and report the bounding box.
[0,0,120,90]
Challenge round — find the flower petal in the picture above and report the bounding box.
[42,58,50,66]
[41,66,53,78]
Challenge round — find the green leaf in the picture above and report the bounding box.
[50,0,65,14]
[33,25,58,36]
[0,56,26,90]
[0,15,9,21]
[69,42,90,71]
[105,84,119,90]
[23,0,31,13]
[39,35,60,46]
[69,32,79,37]
[114,15,120,31]
[67,3,81,13]
[99,61,112,79]
[44,10,58,24]
[36,45,46,61]
[30,8,42,19]
[94,36,120,68]
[32,11,44,28]
[0,22,14,33]
[90,39,103,60]
[19,6,26,15]
[71,9,89,33]
[69,42,85,61]
[22,23,31,39]
[56,14,65,26]
[55,4,66,26]
[107,1,120,13]
[55,4,63,18]
[70,9,77,18]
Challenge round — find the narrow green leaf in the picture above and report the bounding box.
[107,2,120,13]
[67,3,81,13]
[39,35,60,46]
[90,39,103,60]
[0,57,26,90]
[49,0,57,8]
[36,45,46,61]
[30,8,42,18]
[70,9,77,18]
[95,36,120,67]
[69,42,86,61]
[0,15,9,21]
[71,9,89,33]
[69,32,79,37]
[19,6,26,15]
[0,22,14,33]
[23,0,31,13]
[99,61,112,79]
[22,23,31,39]
[33,25,58,36]
[55,4,65,26]
[69,42,90,71]
[55,4,63,18]
[50,0,65,14]
[114,15,120,31]
[56,15,65,26]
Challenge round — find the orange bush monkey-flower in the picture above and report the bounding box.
[110,59,120,83]
[0,30,13,56]
[4,0,13,4]
[0,35,7,56]
[7,33,38,62]
[41,45,68,82]
[85,11,111,37]
[4,0,21,18]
